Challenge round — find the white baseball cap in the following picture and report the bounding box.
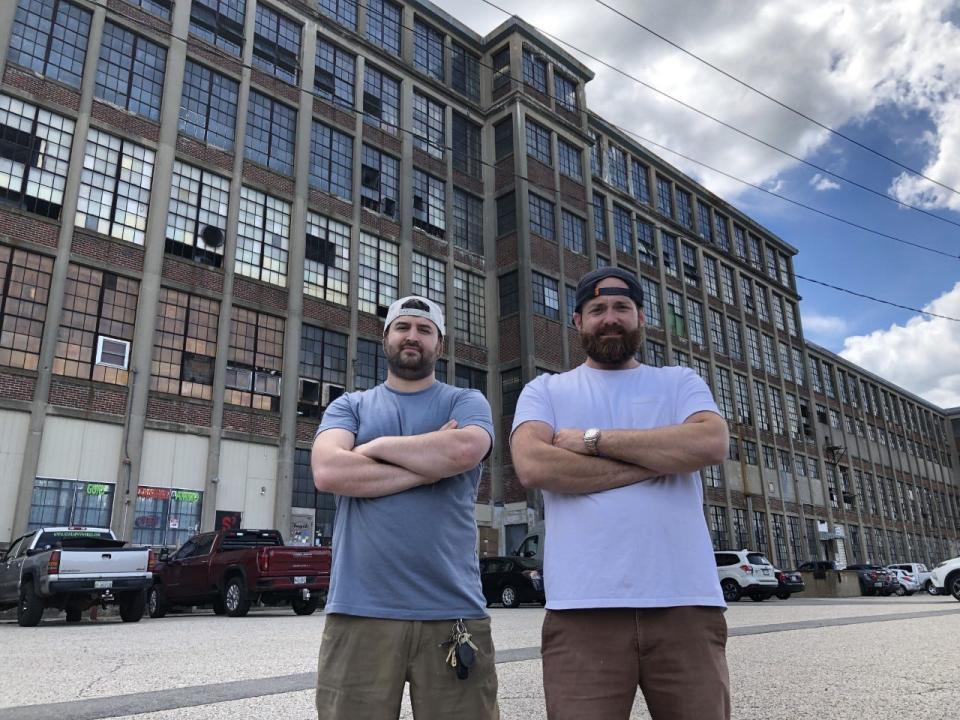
[383,296,446,337]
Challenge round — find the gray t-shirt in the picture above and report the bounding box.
[317,381,494,620]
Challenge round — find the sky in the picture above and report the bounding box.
[432,0,960,409]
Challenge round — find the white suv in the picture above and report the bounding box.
[929,556,960,600]
[714,550,778,602]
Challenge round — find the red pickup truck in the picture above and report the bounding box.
[147,529,331,618]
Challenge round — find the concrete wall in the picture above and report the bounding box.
[217,440,278,529]
[0,410,30,543]
[140,430,208,492]
[36,417,123,487]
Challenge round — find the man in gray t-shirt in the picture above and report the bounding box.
[312,295,498,720]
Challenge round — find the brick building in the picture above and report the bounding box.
[0,0,957,566]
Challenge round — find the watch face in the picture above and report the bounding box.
[586,429,600,440]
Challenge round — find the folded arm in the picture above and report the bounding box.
[312,428,438,498]
[510,421,659,495]
[355,420,492,478]
[552,411,729,474]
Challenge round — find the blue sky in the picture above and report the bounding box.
[435,0,960,407]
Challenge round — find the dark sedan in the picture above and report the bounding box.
[774,568,805,599]
[479,556,545,608]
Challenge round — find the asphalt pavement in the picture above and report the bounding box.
[1,595,958,719]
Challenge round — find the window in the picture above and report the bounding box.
[318,0,357,30]
[54,264,138,384]
[592,193,606,243]
[590,132,602,176]
[720,264,736,305]
[355,338,387,390]
[661,232,678,277]
[179,61,238,151]
[305,212,350,305]
[492,47,511,92]
[245,91,295,175]
[499,271,518,317]
[747,327,762,370]
[565,285,576,326]
[452,113,481,178]
[495,119,513,161]
[133,488,203,548]
[253,4,300,84]
[75,129,154,245]
[753,511,769,555]
[708,506,728,546]
[748,234,764,271]
[496,192,516,236]
[608,146,628,191]
[9,0,91,89]
[727,317,743,361]
[780,342,793,382]
[631,159,650,203]
[166,161,229,267]
[656,175,674,218]
[190,0,245,57]
[501,367,522,414]
[314,38,355,109]
[562,210,586,254]
[639,276,661,327]
[558,138,583,182]
[734,374,750,425]
[754,380,769,431]
[733,225,747,258]
[413,19,444,81]
[763,445,776,469]
[714,213,730,251]
[687,298,705,345]
[0,246,54,370]
[452,189,483,254]
[645,339,665,367]
[714,367,734,421]
[709,309,725,353]
[412,170,445,237]
[532,272,560,320]
[235,187,290,286]
[676,188,693,228]
[522,48,547,92]
[772,294,786,331]
[766,244,778,279]
[666,290,685,338]
[792,348,805,386]
[412,252,446,313]
[742,277,756,314]
[363,65,400,133]
[309,121,353,200]
[0,94,74,220]
[762,334,777,375]
[29,479,113,531]
[96,22,167,121]
[360,144,399,218]
[526,120,551,165]
[455,364,487,394]
[695,201,712,243]
[358,233,398,315]
[528,193,555,240]
[225,308,283,410]
[365,0,401,55]
[455,269,485,345]
[637,219,656,265]
[412,92,445,159]
[771,515,788,567]
[681,242,699,287]
[451,43,480,101]
[769,388,785,435]
[151,288,219,400]
[612,205,633,255]
[554,72,577,112]
[743,440,758,465]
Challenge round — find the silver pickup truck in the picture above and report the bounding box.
[0,527,156,626]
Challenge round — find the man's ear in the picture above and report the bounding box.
[638,309,646,327]
[573,311,582,331]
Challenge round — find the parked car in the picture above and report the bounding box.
[147,529,331,618]
[929,556,960,601]
[0,527,155,627]
[886,567,921,596]
[479,556,544,608]
[773,568,805,599]
[796,560,837,573]
[845,564,898,596]
[886,563,933,595]
[714,550,778,602]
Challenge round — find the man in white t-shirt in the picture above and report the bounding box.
[510,267,731,720]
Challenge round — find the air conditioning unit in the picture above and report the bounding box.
[299,378,320,405]
[321,382,345,407]
[95,336,130,369]
[225,366,253,391]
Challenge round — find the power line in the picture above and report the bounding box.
[476,0,960,232]
[590,0,960,201]
[795,274,960,322]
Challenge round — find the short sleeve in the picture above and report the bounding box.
[316,392,360,438]
[510,375,556,439]
[451,389,495,448]
[676,368,721,424]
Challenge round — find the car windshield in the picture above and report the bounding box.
[747,553,771,565]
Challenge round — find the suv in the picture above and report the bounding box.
[714,550,778,602]
[929,556,960,600]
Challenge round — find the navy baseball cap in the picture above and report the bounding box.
[574,267,644,313]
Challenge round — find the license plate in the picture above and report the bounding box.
[874,582,883,587]
[94,580,113,589]
[294,576,306,585]
[761,569,770,575]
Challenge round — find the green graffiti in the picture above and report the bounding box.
[86,483,110,496]
[172,490,201,503]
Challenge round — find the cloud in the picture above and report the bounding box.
[802,312,849,335]
[810,173,841,191]
[839,282,960,408]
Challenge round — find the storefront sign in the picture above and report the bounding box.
[86,483,110,496]
[172,490,201,503]
[138,487,171,500]
[216,510,242,531]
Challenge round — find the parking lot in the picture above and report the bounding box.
[1,595,958,720]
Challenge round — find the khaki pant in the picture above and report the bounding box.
[542,606,730,720]
[316,614,499,720]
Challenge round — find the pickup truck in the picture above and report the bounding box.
[0,527,155,626]
[147,529,331,618]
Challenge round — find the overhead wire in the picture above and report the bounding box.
[795,275,959,322]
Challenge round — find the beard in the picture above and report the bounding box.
[580,323,642,366]
[384,339,439,380]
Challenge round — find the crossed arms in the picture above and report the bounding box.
[312,421,492,498]
[510,411,729,495]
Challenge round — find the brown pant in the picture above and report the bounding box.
[316,614,499,720]
[542,606,730,720]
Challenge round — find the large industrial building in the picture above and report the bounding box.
[0,0,957,568]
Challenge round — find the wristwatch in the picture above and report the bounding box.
[583,428,602,456]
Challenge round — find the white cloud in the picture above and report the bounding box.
[839,282,960,408]
[810,173,841,191]
[802,312,849,335]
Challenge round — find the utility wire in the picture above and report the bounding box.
[795,274,959,322]
[476,0,960,231]
[590,0,960,201]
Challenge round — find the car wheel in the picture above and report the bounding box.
[147,585,168,619]
[500,585,520,608]
[720,579,741,603]
[65,607,83,623]
[895,584,907,597]
[749,593,766,602]
[925,580,938,596]
[17,582,44,627]
[223,577,250,617]
[291,594,320,616]
[119,590,146,622]
[948,573,960,602]
[776,590,790,600]
[212,597,227,615]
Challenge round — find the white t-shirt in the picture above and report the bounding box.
[511,363,726,610]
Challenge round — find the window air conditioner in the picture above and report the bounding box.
[322,382,345,407]
[95,336,130,369]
